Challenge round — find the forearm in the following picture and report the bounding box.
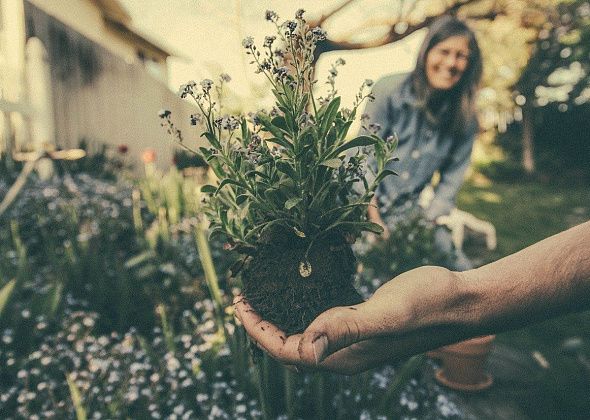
[459,220,590,333]
[359,221,590,358]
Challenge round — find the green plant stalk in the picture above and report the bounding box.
[0,279,16,319]
[131,189,143,233]
[256,356,273,420]
[156,304,176,353]
[11,220,30,284]
[0,156,39,218]
[158,207,170,243]
[284,368,296,419]
[194,219,224,320]
[66,373,87,420]
[229,324,250,392]
[314,373,326,420]
[378,354,426,413]
[48,282,63,319]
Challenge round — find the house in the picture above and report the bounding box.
[0,0,195,169]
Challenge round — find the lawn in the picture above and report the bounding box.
[457,176,590,419]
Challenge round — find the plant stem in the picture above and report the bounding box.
[156,304,176,353]
[66,373,87,420]
[256,356,272,420]
[193,218,226,337]
[314,373,326,420]
[284,368,296,419]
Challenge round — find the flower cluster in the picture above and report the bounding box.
[0,308,262,419]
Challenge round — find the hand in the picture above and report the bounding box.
[233,266,466,375]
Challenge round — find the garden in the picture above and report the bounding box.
[2,2,590,419]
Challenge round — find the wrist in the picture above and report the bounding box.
[408,267,485,338]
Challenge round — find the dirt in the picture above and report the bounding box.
[240,226,363,334]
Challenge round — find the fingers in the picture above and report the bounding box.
[233,294,302,363]
[233,295,378,373]
[296,305,366,365]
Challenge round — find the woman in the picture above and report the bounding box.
[364,15,483,270]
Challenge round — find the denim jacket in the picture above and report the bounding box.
[361,73,477,221]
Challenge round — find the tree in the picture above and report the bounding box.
[515,0,590,172]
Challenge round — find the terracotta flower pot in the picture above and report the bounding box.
[432,335,495,391]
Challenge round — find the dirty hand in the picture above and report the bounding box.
[233,266,466,375]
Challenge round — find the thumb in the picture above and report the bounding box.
[297,305,365,365]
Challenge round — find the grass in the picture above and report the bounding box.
[457,175,590,419]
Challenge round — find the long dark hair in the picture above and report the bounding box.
[410,15,482,136]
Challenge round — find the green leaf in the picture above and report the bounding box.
[318,202,371,222]
[257,113,291,148]
[284,197,302,210]
[0,279,16,319]
[319,97,340,139]
[199,146,212,157]
[208,160,225,178]
[207,226,225,242]
[297,93,309,116]
[240,118,250,146]
[336,120,354,143]
[67,373,87,420]
[267,136,292,150]
[326,221,384,234]
[326,135,377,159]
[125,250,157,269]
[215,178,245,195]
[201,184,217,194]
[272,89,288,108]
[48,282,63,318]
[361,222,385,234]
[236,194,249,205]
[201,132,221,149]
[276,161,298,180]
[244,170,271,180]
[319,158,342,169]
[373,169,398,185]
[271,116,290,135]
[219,209,228,228]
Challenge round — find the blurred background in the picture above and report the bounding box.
[0,1,589,419]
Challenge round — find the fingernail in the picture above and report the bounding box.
[312,335,328,364]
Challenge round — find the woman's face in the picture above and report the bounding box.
[425,35,470,91]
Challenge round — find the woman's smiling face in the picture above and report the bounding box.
[425,35,470,91]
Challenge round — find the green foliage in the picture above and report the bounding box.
[172,149,207,170]
[516,0,590,108]
[161,12,397,249]
[358,213,451,283]
[0,167,230,354]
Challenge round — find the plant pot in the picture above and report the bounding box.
[432,335,495,391]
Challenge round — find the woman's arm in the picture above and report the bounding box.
[234,221,590,374]
[424,124,477,221]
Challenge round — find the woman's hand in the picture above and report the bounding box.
[234,266,469,375]
[368,196,389,241]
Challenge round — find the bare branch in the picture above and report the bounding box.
[309,0,358,27]
[312,0,480,62]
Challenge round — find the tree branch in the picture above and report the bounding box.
[312,0,479,62]
[310,0,358,27]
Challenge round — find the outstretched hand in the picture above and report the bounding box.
[233,221,590,374]
[233,266,465,375]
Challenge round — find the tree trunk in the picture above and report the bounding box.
[521,104,535,174]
